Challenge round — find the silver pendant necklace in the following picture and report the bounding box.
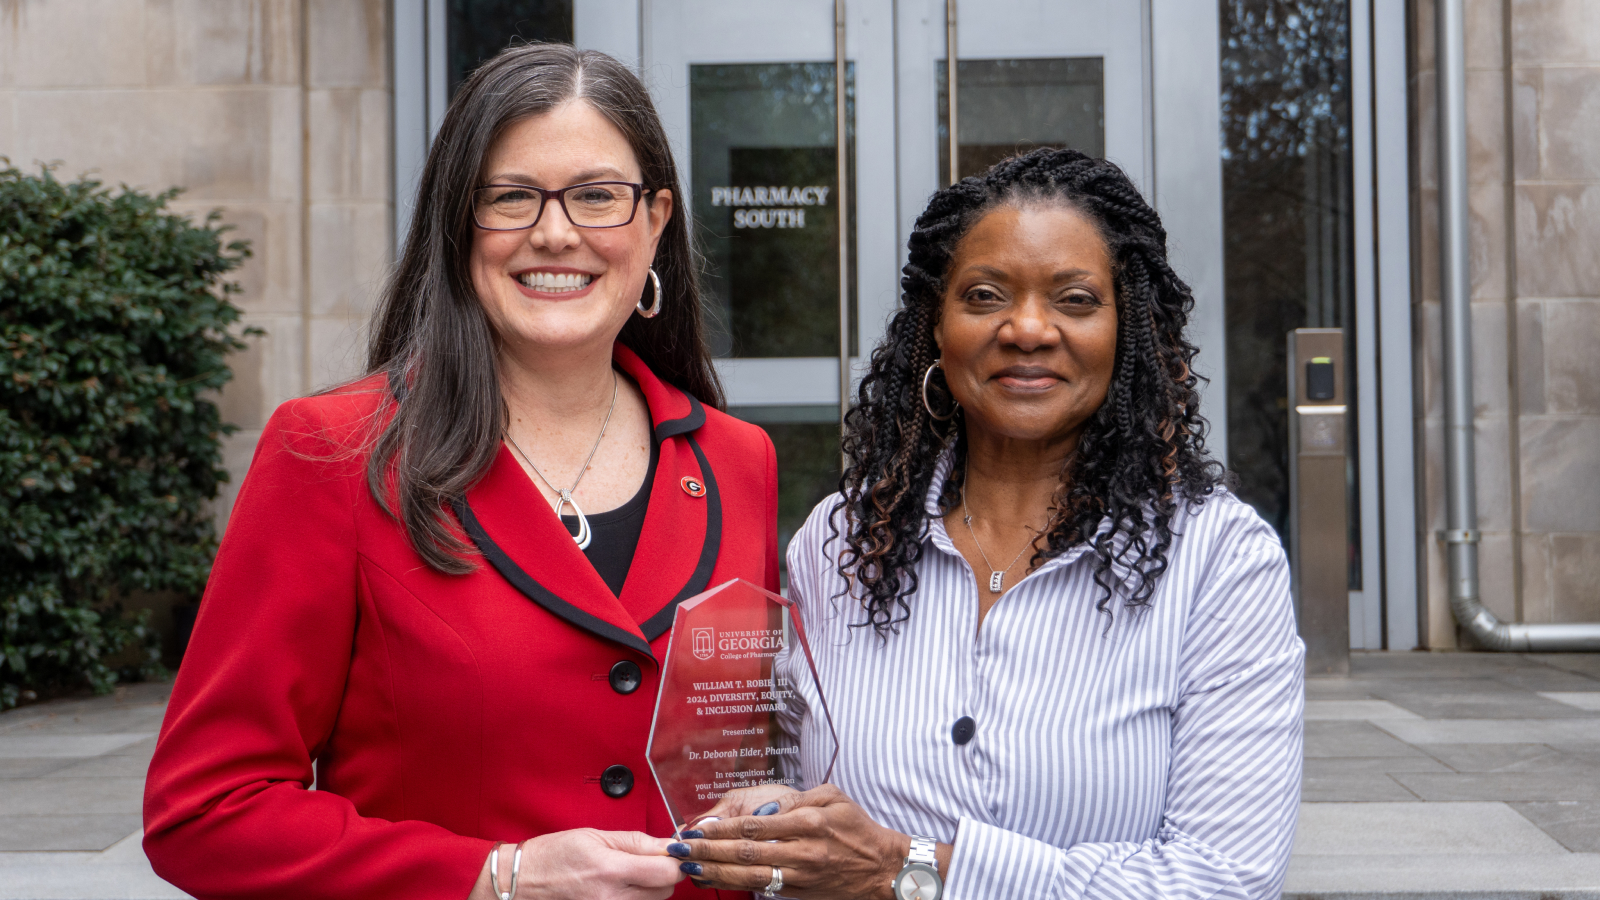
[960,462,1036,594]
[504,370,619,551]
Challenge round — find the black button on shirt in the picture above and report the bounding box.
[952,716,977,745]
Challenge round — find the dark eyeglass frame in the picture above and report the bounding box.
[471,180,654,231]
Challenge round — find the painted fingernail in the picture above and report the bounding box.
[754,801,781,816]
[666,842,691,858]
[679,829,704,839]
[680,862,704,876]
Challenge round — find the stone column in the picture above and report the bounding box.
[1507,0,1600,625]
[1411,0,1600,644]
[0,0,393,527]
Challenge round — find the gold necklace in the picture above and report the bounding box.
[960,463,1037,594]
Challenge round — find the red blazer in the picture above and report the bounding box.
[143,346,778,900]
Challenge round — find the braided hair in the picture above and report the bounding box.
[836,147,1223,633]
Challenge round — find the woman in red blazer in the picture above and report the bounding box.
[143,45,774,900]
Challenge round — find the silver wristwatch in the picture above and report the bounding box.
[891,836,943,900]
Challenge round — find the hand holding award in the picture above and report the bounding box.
[645,579,837,836]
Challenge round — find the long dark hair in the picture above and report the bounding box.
[364,44,723,574]
[836,147,1223,633]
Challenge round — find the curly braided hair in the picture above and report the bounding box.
[835,147,1223,633]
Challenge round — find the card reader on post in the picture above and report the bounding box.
[1288,332,1348,675]
[1306,357,1336,401]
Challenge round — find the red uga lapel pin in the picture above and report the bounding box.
[680,476,706,497]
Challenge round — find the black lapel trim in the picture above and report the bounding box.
[453,498,655,659]
[653,394,706,443]
[639,433,723,641]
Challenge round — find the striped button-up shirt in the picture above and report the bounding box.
[776,453,1304,900]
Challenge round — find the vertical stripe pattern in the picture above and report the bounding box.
[776,452,1304,900]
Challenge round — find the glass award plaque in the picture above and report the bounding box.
[646,578,837,834]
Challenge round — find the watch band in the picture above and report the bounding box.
[895,836,943,900]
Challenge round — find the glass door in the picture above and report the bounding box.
[1218,0,1356,604]
[1216,0,1404,649]
[892,0,1229,460]
[895,0,1149,201]
[643,2,898,562]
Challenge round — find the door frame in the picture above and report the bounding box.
[640,0,898,410]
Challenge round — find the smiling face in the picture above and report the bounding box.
[469,100,673,363]
[933,202,1120,452]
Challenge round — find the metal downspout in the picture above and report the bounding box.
[946,0,958,187]
[836,0,851,439]
[1436,0,1600,651]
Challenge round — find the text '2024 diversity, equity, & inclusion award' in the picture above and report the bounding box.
[645,578,837,836]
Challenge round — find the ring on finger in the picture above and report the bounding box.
[763,866,783,898]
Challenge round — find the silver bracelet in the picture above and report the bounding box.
[489,842,522,900]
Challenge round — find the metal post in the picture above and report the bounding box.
[1289,329,1350,675]
[946,0,958,186]
[835,0,850,437]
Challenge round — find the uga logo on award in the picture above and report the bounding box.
[692,627,715,661]
[645,579,839,834]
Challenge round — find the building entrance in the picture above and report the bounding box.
[393,1,1229,580]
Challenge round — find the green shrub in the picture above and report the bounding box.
[0,164,253,708]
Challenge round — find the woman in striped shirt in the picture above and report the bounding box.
[671,147,1304,900]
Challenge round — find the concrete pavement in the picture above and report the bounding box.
[2,652,1599,899]
[1285,651,1600,899]
[0,682,181,899]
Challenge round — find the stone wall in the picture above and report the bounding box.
[1411,0,1600,646]
[0,0,392,525]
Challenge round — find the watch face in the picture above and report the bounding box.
[894,863,942,900]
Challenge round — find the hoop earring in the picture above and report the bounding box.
[636,268,663,318]
[922,361,957,421]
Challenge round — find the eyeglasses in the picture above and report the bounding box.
[471,181,651,231]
